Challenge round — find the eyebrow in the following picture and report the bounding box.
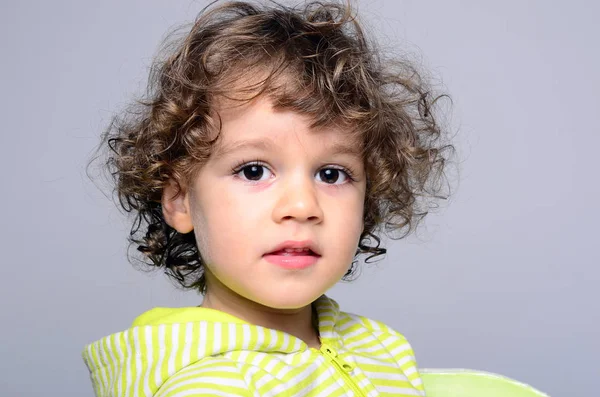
[212,137,363,159]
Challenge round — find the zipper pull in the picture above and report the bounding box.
[320,344,355,372]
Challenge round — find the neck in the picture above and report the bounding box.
[200,275,321,349]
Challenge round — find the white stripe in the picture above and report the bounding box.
[228,323,237,351]
[312,366,342,395]
[142,326,153,397]
[341,327,368,341]
[158,364,241,392]
[291,337,302,351]
[168,323,179,375]
[263,357,278,373]
[213,323,222,354]
[182,323,192,365]
[105,334,118,392]
[281,333,291,352]
[198,322,207,358]
[352,355,396,368]
[363,317,382,331]
[155,324,165,386]
[124,330,132,396]
[378,333,394,345]
[267,329,278,350]
[343,337,379,351]
[315,378,344,397]
[237,363,262,388]
[88,341,108,395]
[241,324,251,350]
[163,388,235,397]
[113,333,124,397]
[360,369,408,381]
[234,350,250,363]
[337,319,358,332]
[87,344,105,396]
[162,375,246,394]
[264,357,326,397]
[91,342,101,396]
[254,369,275,389]
[256,327,265,348]
[249,352,266,370]
[390,342,412,357]
[356,377,375,397]
[376,385,423,395]
[104,337,117,395]
[133,328,143,396]
[396,354,413,367]
[173,363,240,379]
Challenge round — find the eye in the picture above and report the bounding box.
[316,167,351,185]
[232,161,356,185]
[233,162,273,182]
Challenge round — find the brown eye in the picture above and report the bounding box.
[242,165,264,181]
[234,163,272,182]
[317,168,348,184]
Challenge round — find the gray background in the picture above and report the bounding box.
[1,1,598,396]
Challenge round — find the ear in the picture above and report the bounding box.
[162,179,194,233]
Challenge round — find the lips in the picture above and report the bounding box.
[263,241,321,270]
[265,240,321,257]
[269,248,317,256]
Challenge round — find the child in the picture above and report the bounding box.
[83,1,452,396]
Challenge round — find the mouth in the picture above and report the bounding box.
[266,247,319,256]
[263,240,321,269]
[263,250,320,269]
[264,240,322,257]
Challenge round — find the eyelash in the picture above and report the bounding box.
[230,158,358,183]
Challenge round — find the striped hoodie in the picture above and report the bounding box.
[82,295,425,396]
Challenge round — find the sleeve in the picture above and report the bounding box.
[154,358,253,397]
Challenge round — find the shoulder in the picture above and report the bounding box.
[336,310,424,393]
[337,310,412,343]
[154,357,253,397]
[337,310,419,364]
[319,295,412,344]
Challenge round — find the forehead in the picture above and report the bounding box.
[211,96,364,159]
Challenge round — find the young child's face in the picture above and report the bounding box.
[168,96,366,309]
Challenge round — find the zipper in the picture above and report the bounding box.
[320,343,366,397]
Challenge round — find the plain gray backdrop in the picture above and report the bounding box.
[1,1,598,396]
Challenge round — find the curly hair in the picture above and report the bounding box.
[101,0,455,293]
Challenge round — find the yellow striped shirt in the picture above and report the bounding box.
[82,295,425,396]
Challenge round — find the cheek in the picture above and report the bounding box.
[191,192,263,263]
[325,194,365,253]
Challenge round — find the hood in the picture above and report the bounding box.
[82,296,342,396]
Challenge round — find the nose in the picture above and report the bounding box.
[272,173,324,224]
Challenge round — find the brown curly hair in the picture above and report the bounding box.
[101,0,454,293]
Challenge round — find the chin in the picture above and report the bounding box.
[249,289,324,311]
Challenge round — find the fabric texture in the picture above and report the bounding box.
[82,295,424,396]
